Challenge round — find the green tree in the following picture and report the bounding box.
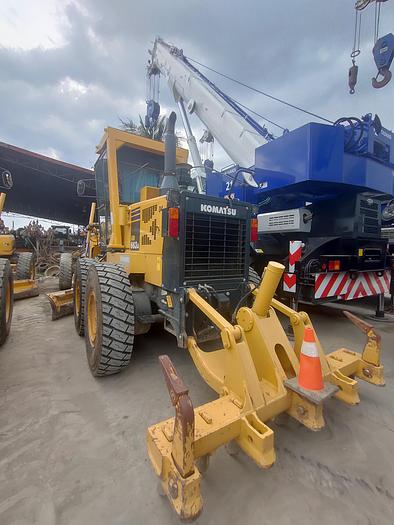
[120,114,167,142]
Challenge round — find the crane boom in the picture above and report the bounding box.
[150,38,268,171]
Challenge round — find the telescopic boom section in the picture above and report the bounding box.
[150,38,268,170]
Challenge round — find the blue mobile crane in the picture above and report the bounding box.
[148,38,394,315]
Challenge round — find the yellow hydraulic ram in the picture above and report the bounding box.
[147,262,384,521]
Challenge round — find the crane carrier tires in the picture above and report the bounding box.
[0,258,13,346]
[248,267,261,287]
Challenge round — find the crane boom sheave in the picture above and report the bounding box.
[150,38,268,170]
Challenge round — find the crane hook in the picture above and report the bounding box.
[372,68,392,88]
[372,33,394,89]
[348,60,359,94]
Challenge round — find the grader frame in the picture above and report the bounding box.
[147,262,384,521]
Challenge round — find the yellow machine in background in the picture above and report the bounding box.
[57,202,101,293]
[47,201,101,320]
[66,112,385,520]
[0,192,38,300]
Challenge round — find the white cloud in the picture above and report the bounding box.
[0,0,69,50]
[59,77,89,98]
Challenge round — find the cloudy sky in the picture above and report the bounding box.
[1,0,394,172]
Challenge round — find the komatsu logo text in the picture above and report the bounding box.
[200,204,237,216]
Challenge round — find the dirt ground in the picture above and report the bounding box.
[0,278,393,525]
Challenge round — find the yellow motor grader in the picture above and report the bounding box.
[0,192,38,300]
[73,113,384,521]
[46,202,101,320]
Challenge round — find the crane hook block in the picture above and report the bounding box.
[348,62,359,94]
[372,33,394,89]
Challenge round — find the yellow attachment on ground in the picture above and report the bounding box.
[147,261,385,521]
[14,279,39,300]
[46,289,73,320]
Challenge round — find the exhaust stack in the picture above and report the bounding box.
[160,111,179,193]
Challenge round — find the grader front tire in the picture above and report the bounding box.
[84,263,134,376]
[0,259,13,346]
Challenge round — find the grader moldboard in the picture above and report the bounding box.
[75,112,384,521]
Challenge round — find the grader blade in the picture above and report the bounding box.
[13,279,39,300]
[46,289,74,320]
[147,262,385,520]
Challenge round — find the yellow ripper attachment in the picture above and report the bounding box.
[14,279,39,300]
[46,289,74,320]
[147,262,384,521]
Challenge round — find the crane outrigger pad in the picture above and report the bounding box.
[147,262,384,521]
[46,289,73,320]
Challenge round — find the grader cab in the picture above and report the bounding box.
[72,113,384,520]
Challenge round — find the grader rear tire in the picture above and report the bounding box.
[15,252,35,280]
[0,259,13,346]
[73,257,94,336]
[59,253,73,290]
[84,263,134,376]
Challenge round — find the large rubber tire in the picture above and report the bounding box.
[15,252,35,280]
[59,252,73,290]
[84,263,134,376]
[73,257,94,337]
[0,259,13,346]
[248,267,261,287]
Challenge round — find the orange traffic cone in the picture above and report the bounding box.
[298,327,324,391]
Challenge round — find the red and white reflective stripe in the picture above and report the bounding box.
[345,270,390,300]
[301,340,319,358]
[283,273,297,293]
[283,241,302,294]
[315,272,349,299]
[288,240,302,272]
[314,270,391,301]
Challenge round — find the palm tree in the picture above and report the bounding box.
[120,114,167,142]
[119,117,138,134]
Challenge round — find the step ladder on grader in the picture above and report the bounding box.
[68,112,385,521]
